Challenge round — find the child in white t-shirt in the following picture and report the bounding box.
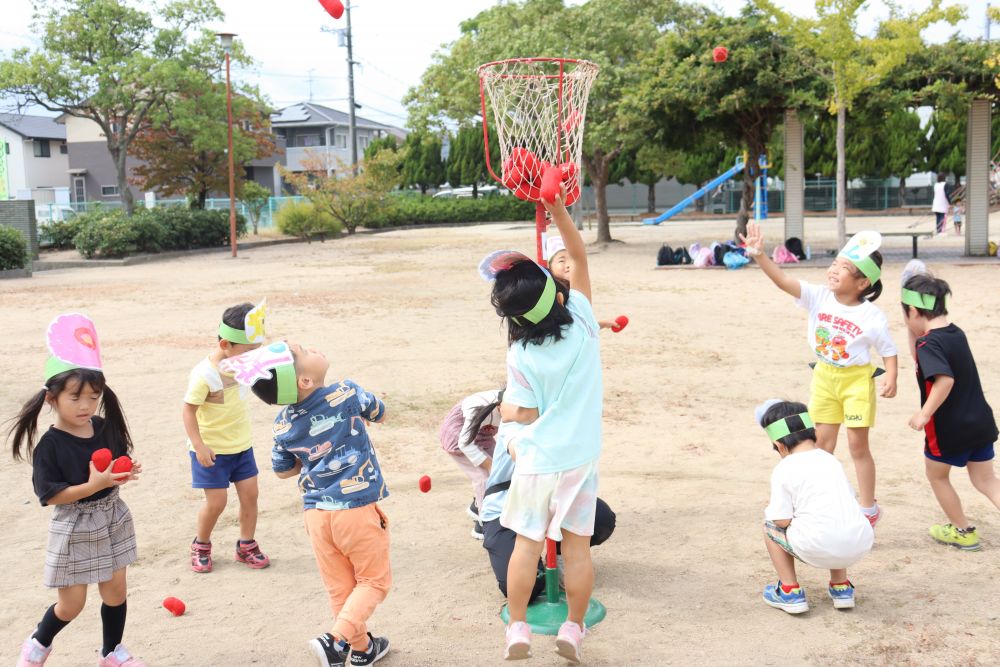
[757,399,874,615]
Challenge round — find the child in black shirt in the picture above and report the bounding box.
[902,273,1000,551]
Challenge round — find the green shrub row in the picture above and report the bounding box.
[274,201,342,241]
[71,208,246,259]
[0,225,28,271]
[371,194,534,227]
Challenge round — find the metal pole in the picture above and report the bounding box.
[346,0,358,170]
[226,50,237,258]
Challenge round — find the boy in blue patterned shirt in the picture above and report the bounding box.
[232,342,390,667]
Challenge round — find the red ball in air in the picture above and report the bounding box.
[713,46,728,63]
[319,0,345,20]
[111,456,133,474]
[91,448,112,473]
[418,475,432,493]
[612,315,629,333]
[163,597,186,616]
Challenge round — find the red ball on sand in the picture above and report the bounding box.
[611,315,629,333]
[713,46,728,63]
[162,597,186,616]
[318,0,345,20]
[111,456,133,474]
[418,475,432,493]
[91,448,112,472]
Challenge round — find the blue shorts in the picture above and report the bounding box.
[190,448,259,488]
[925,442,995,468]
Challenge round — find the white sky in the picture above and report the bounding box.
[0,1,991,127]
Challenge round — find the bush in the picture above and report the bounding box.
[153,208,246,250]
[0,225,28,271]
[43,216,86,249]
[71,208,247,258]
[369,194,534,228]
[275,201,341,241]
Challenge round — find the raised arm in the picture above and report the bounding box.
[542,184,590,302]
[740,222,801,299]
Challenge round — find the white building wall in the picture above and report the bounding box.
[21,138,69,189]
[1,126,28,195]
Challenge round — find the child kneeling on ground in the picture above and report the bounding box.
[757,400,874,614]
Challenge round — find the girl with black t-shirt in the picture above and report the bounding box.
[7,315,146,667]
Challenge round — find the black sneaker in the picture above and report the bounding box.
[466,499,479,521]
[471,520,485,541]
[309,633,348,667]
[350,633,389,665]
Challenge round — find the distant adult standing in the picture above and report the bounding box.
[932,172,951,234]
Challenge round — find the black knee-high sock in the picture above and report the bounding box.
[101,601,127,657]
[33,604,71,647]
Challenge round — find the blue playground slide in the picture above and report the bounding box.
[642,156,745,225]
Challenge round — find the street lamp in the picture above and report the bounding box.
[217,32,238,257]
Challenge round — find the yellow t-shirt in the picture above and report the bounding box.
[184,357,252,455]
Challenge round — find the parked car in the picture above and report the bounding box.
[432,185,506,199]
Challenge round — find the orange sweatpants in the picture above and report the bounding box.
[304,504,392,650]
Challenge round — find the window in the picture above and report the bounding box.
[59,143,68,154]
[101,185,120,197]
[296,133,320,147]
[240,120,253,132]
[358,135,370,150]
[33,140,51,158]
[334,132,347,149]
[73,177,86,203]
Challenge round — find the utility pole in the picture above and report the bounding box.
[345,0,358,170]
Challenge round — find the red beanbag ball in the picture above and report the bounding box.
[540,164,563,204]
[564,183,581,207]
[418,475,432,493]
[91,448,112,472]
[162,597,186,616]
[713,46,728,63]
[611,315,629,333]
[111,456,133,474]
[319,0,345,20]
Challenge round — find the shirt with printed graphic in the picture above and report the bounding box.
[916,324,998,456]
[271,380,388,511]
[184,357,252,455]
[504,288,603,474]
[795,281,897,368]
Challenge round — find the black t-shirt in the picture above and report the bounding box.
[916,324,999,456]
[31,417,124,506]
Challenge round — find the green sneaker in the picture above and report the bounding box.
[929,523,981,551]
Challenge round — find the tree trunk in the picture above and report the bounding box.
[734,170,754,242]
[695,182,706,213]
[646,182,655,214]
[836,103,847,249]
[194,188,208,210]
[898,175,907,208]
[420,184,427,195]
[583,149,618,244]
[113,149,134,215]
[473,181,478,199]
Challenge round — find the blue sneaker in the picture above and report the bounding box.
[828,581,855,609]
[762,581,809,614]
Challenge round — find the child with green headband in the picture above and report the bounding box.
[757,400,874,615]
[182,302,270,573]
[901,270,1000,551]
[481,184,602,663]
[741,224,898,528]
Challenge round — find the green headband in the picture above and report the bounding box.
[847,255,881,284]
[765,412,814,441]
[513,273,556,325]
[274,362,299,405]
[44,357,80,383]
[901,288,936,310]
[219,323,252,345]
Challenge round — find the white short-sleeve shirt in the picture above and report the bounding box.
[796,281,897,367]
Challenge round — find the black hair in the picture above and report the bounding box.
[902,273,951,319]
[250,351,298,406]
[759,400,816,451]
[937,171,948,182]
[5,369,133,462]
[465,388,504,439]
[849,250,883,302]
[218,302,254,341]
[491,262,573,348]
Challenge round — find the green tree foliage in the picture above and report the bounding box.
[240,181,271,235]
[401,132,445,195]
[445,124,494,198]
[363,135,400,160]
[0,0,233,214]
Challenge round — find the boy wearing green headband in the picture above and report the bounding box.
[902,272,999,551]
[182,302,270,573]
[757,400,874,615]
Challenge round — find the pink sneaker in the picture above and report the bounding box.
[18,635,51,667]
[504,621,532,660]
[97,645,145,666]
[865,503,882,528]
[235,539,270,569]
[555,621,586,664]
[190,539,212,573]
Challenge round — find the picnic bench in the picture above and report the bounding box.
[849,231,933,258]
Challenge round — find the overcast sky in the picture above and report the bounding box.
[0,1,992,127]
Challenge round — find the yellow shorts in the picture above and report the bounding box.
[809,362,876,428]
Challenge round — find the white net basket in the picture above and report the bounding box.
[478,58,599,205]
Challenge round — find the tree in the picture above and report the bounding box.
[129,84,276,209]
[629,4,818,240]
[364,135,399,160]
[755,0,963,247]
[240,181,271,235]
[0,0,233,215]
[446,124,490,197]
[401,131,445,194]
[280,150,403,235]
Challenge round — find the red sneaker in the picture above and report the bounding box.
[190,539,212,573]
[235,540,270,569]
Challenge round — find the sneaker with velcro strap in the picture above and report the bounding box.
[309,633,348,667]
[350,633,389,666]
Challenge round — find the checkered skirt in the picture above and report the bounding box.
[44,487,137,588]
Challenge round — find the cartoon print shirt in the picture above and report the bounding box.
[795,281,897,367]
[271,380,388,511]
[184,357,252,455]
[504,288,603,474]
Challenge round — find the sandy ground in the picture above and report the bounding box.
[2,215,999,667]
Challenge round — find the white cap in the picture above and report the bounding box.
[545,236,566,263]
[754,399,782,427]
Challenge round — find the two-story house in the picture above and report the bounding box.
[0,113,69,208]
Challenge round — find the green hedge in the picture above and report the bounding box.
[0,225,29,271]
[274,201,341,241]
[72,208,247,259]
[371,194,534,227]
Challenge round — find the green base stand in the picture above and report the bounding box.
[501,592,607,635]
